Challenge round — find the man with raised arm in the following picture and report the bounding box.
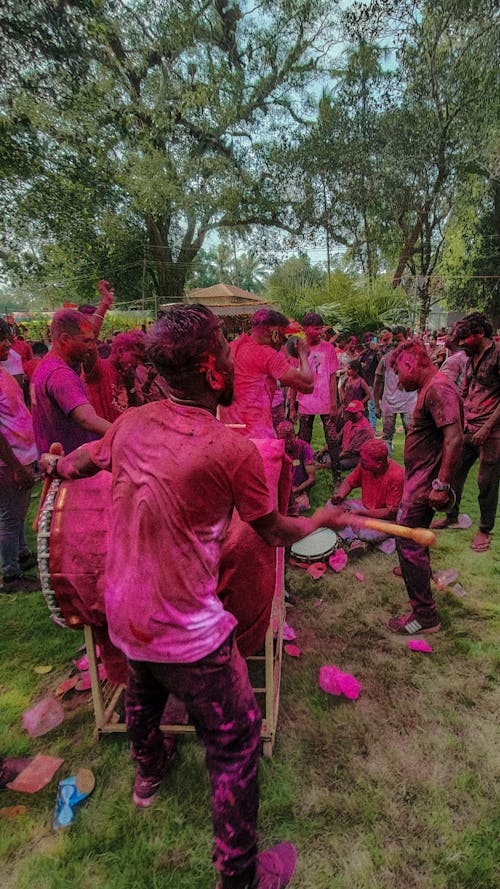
[41,304,344,889]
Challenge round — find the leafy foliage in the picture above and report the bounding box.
[0,0,339,301]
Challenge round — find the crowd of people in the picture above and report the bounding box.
[0,293,499,888]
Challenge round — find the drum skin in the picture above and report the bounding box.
[290,527,338,563]
[47,472,112,629]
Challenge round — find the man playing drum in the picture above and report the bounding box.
[41,304,345,889]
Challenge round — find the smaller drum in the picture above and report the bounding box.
[290,527,338,563]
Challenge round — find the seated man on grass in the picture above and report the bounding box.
[338,399,374,470]
[330,439,404,552]
[276,420,316,514]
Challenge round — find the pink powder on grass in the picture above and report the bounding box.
[318,665,362,699]
[407,639,432,653]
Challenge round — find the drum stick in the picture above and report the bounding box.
[344,513,436,547]
[33,442,64,532]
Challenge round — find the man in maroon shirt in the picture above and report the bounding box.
[388,341,463,634]
[432,313,500,552]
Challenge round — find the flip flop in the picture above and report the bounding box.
[471,536,491,552]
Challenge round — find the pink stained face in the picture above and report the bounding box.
[360,453,388,475]
[115,344,145,373]
[393,352,420,391]
[304,325,323,345]
[457,332,482,356]
[68,323,95,363]
[276,427,295,453]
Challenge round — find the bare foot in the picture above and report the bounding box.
[471,530,491,552]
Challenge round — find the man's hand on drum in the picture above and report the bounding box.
[40,445,65,478]
[312,505,346,531]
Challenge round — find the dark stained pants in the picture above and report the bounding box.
[448,431,500,533]
[126,633,262,888]
[396,501,438,620]
[299,413,340,475]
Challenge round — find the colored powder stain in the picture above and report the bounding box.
[283,623,296,641]
[284,644,301,658]
[220,722,236,731]
[328,550,348,572]
[408,639,432,653]
[128,621,154,644]
[318,665,362,700]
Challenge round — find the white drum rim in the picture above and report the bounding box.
[290,527,338,562]
[37,478,69,628]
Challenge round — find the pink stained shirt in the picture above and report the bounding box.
[83,357,141,423]
[219,334,291,437]
[341,416,374,454]
[297,340,339,415]
[88,400,274,664]
[31,353,96,455]
[0,368,38,466]
[344,459,405,512]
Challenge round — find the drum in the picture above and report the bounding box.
[290,527,338,563]
[37,472,112,629]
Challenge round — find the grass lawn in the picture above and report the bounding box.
[1,427,499,889]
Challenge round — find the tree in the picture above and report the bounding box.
[0,0,340,300]
[264,254,325,317]
[440,174,500,327]
[378,0,499,328]
[291,0,499,329]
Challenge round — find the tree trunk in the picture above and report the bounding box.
[417,281,432,333]
[153,259,187,301]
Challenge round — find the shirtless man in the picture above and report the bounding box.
[41,304,344,889]
[388,340,463,635]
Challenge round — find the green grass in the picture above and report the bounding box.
[1,428,499,888]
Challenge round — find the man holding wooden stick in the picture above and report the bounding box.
[388,340,464,635]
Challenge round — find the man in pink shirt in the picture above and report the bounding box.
[31,309,111,455]
[331,439,404,551]
[82,331,145,422]
[42,304,344,889]
[219,308,313,438]
[0,320,39,593]
[289,312,340,476]
[339,400,374,470]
